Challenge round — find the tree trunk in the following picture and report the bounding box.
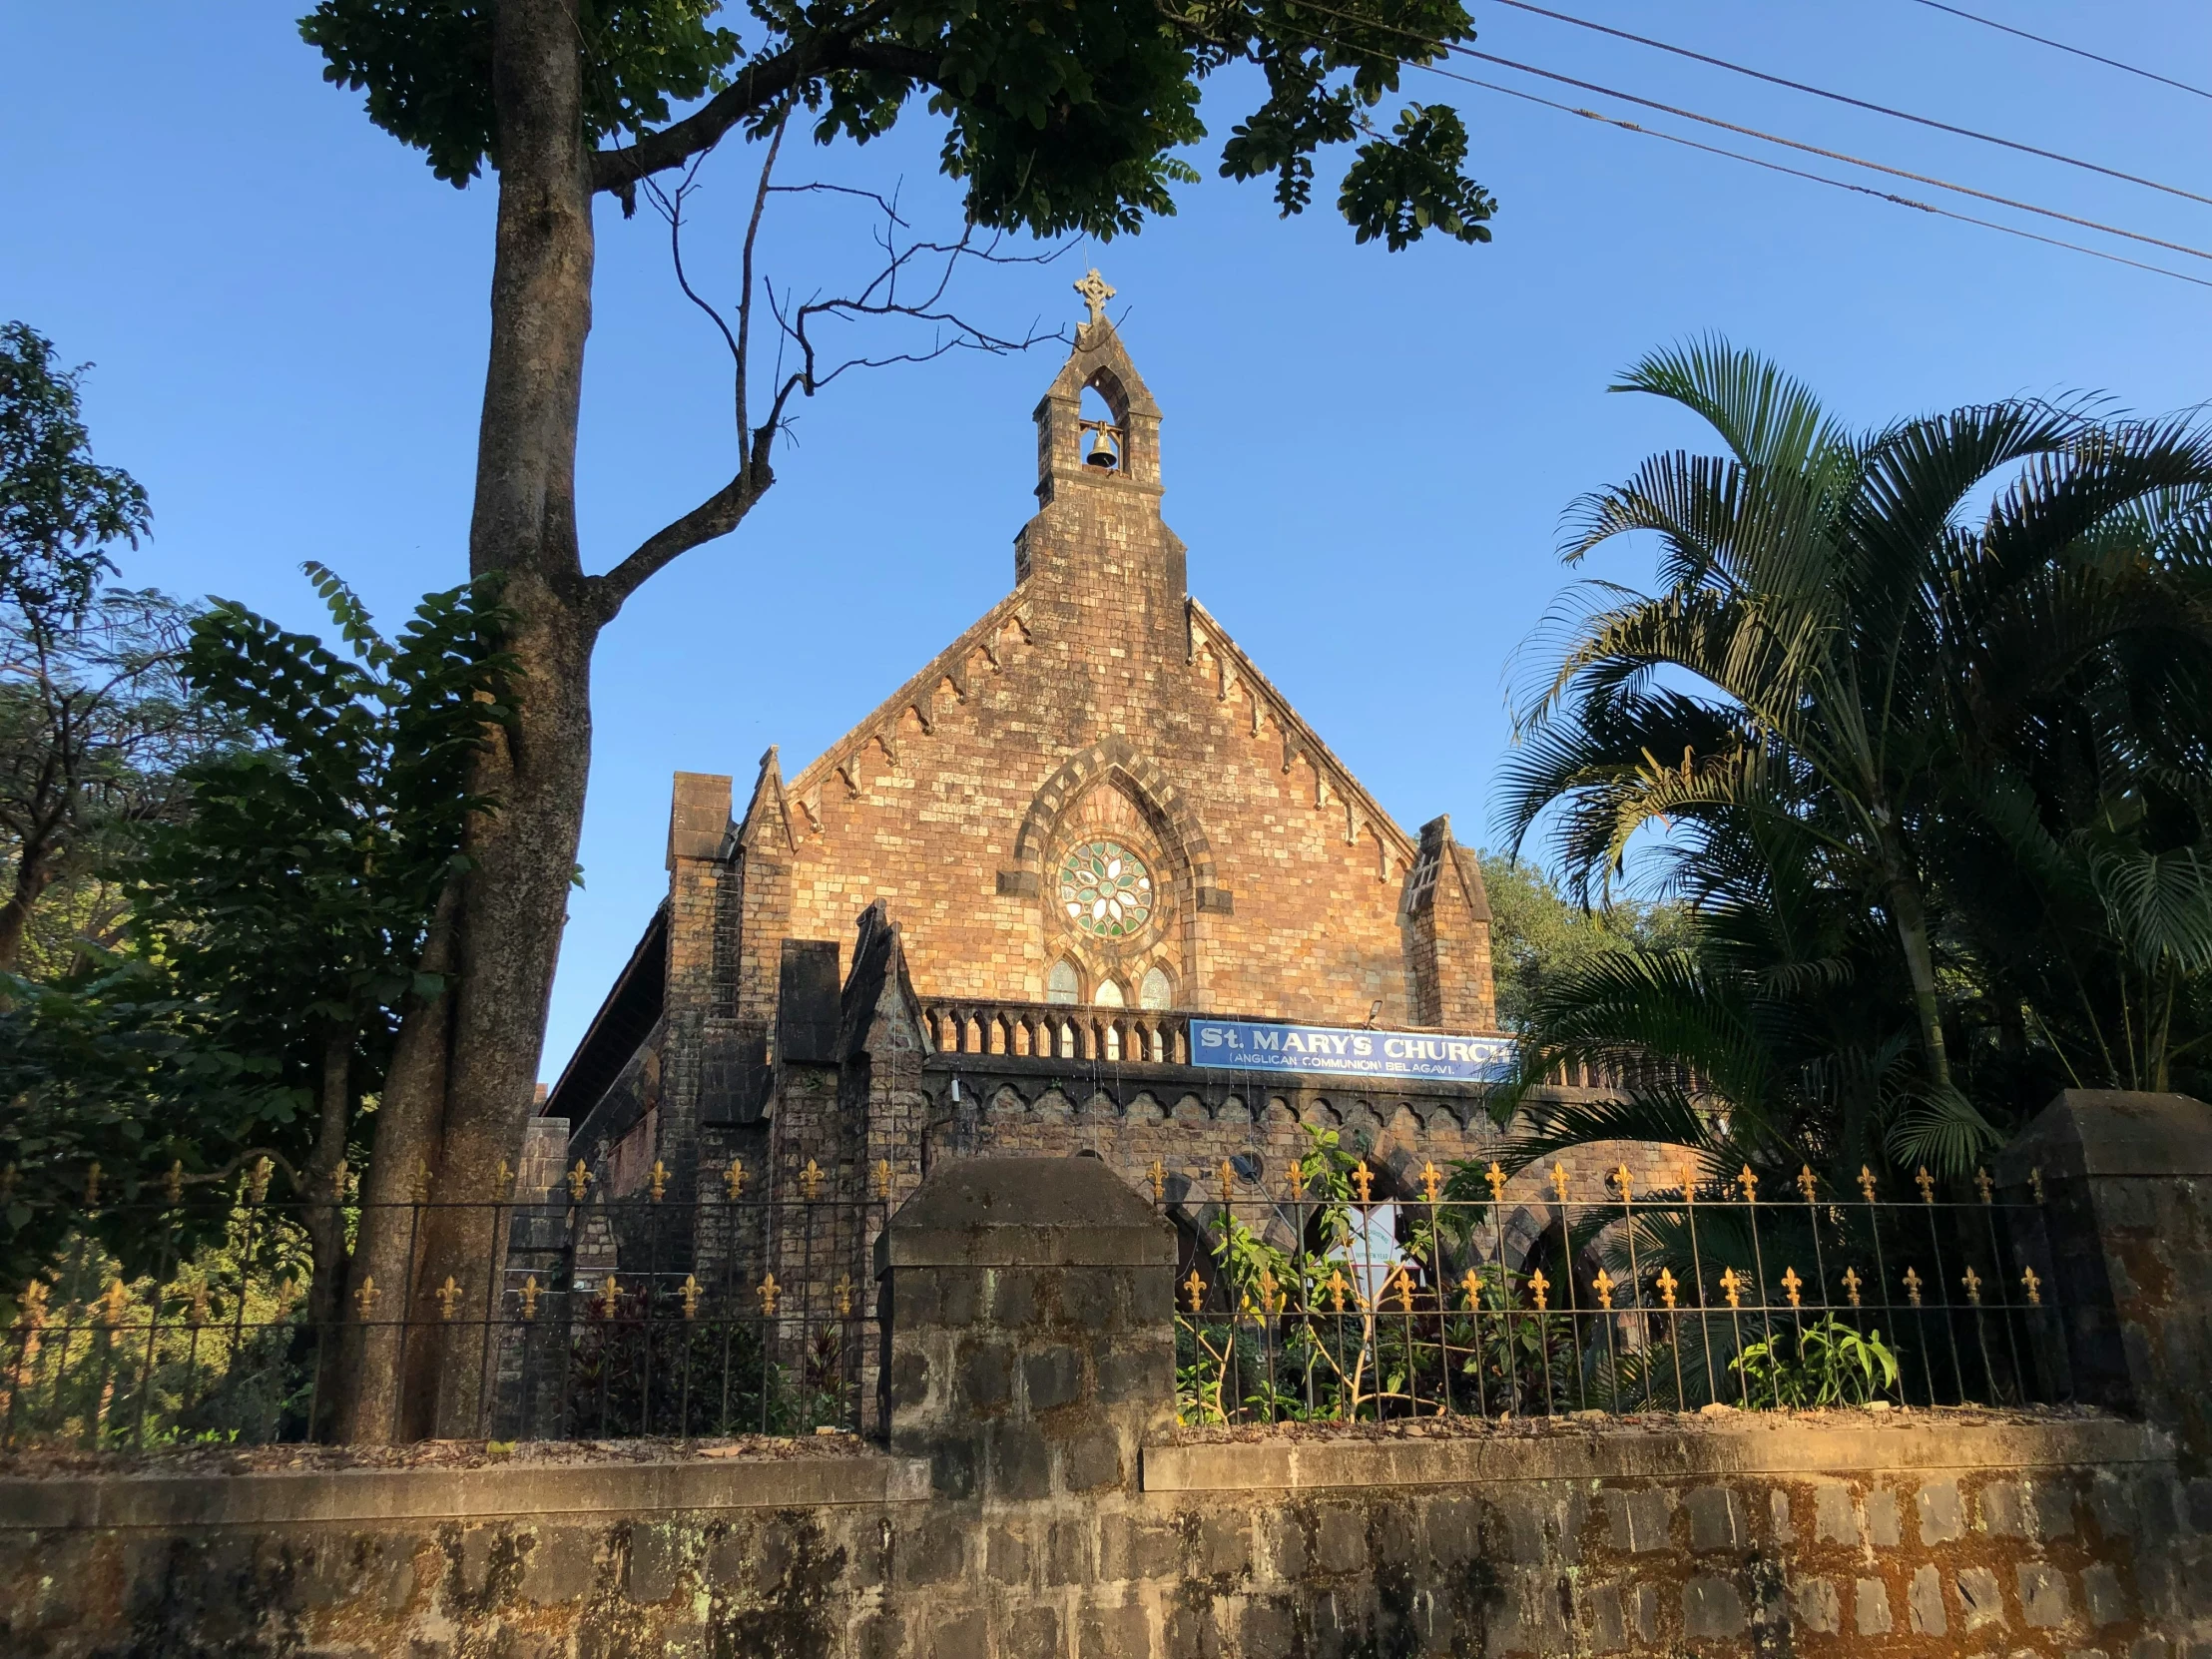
[0,832,58,973]
[336,878,461,1442]
[402,0,604,1438]
[302,1023,354,1440]
[1880,859,1951,1089]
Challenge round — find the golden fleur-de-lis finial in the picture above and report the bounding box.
[1960,1266,1982,1305]
[1974,1168,1994,1204]
[1859,1165,1879,1204]
[412,1158,430,1203]
[165,1160,185,1206]
[1679,1160,1699,1203]
[2021,1266,2041,1306]
[496,1159,511,1194]
[1485,1162,1507,1203]
[801,1159,824,1201]
[2029,1166,2045,1204]
[1421,1162,1442,1204]
[1843,1267,1863,1308]
[1285,1161,1306,1201]
[683,1275,701,1321]
[649,1160,668,1203]
[1915,1166,1936,1204]
[520,1275,541,1321]
[435,1277,462,1321]
[874,1160,893,1200]
[84,1161,103,1208]
[1258,1267,1280,1314]
[1797,1165,1818,1204]
[1184,1270,1206,1314]
[331,1159,351,1200]
[101,1279,131,1327]
[1389,1268,1415,1313]
[1738,1164,1759,1205]
[1529,1269,1551,1312]
[1592,1269,1615,1311]
[1550,1164,1570,1205]
[249,1157,275,1204]
[1219,1159,1237,1203]
[1461,1268,1483,1309]
[1150,1160,1167,1206]
[1326,1270,1349,1313]
[1353,1162,1374,1204]
[725,1157,748,1200]
[1720,1267,1743,1309]
[1782,1267,1803,1309]
[1657,1268,1679,1309]
[757,1274,780,1317]
[1613,1165,1634,1203]
[353,1276,380,1319]
[1903,1267,1924,1307]
[834,1275,854,1318]
[568,1160,592,1204]
[1073,267,1116,327]
[598,1275,621,1319]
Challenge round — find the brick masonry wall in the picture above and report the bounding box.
[700,319,1493,1037]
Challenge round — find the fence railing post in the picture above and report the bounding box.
[1996,1089,2212,1466]
[875,1155,1177,1499]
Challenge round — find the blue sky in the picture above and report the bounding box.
[3,2,2207,1080]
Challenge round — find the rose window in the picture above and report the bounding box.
[1059,839,1153,938]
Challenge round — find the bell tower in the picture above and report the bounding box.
[1015,271,1186,601]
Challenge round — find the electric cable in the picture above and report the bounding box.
[1274,1,2212,282]
[1477,0,2212,209]
[1416,57,2212,291]
[1440,40,2212,266]
[1911,0,2212,104]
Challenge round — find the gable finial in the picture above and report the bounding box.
[1073,268,1116,327]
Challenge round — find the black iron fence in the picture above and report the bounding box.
[0,1156,891,1452]
[1168,1155,2065,1424]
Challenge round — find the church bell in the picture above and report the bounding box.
[1085,430,1119,470]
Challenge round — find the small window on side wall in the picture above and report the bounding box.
[1047,959,1080,1005]
[1139,966,1173,1009]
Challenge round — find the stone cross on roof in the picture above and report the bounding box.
[1073,268,1116,326]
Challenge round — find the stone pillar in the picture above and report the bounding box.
[875,1155,1176,1501]
[1997,1089,2212,1466]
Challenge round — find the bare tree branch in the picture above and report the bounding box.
[586,162,1068,621]
[586,13,931,201]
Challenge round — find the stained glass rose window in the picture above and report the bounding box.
[1059,839,1153,938]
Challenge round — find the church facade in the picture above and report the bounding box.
[535,287,1640,1262]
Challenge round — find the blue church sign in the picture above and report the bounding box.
[1190,1018,1514,1083]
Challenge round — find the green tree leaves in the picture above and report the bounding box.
[298,0,1496,248]
[298,1,741,185]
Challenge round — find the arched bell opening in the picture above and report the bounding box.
[1078,383,1126,474]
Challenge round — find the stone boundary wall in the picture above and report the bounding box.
[8,1095,2212,1659]
[2,1413,2205,1657]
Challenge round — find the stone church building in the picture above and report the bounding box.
[533,281,1631,1267]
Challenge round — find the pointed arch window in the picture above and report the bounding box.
[1139,967,1173,1010]
[1047,959,1081,1005]
[1093,978,1125,1008]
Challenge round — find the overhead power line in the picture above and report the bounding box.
[1445,42,2212,267]
[1478,0,2212,210]
[1287,0,2212,269]
[1412,57,2212,292]
[1912,0,2212,104]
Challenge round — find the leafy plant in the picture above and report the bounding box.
[1730,1316,1900,1408]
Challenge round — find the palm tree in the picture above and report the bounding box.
[1497,339,2212,1169]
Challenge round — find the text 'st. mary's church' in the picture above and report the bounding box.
[539,277,1512,1214]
